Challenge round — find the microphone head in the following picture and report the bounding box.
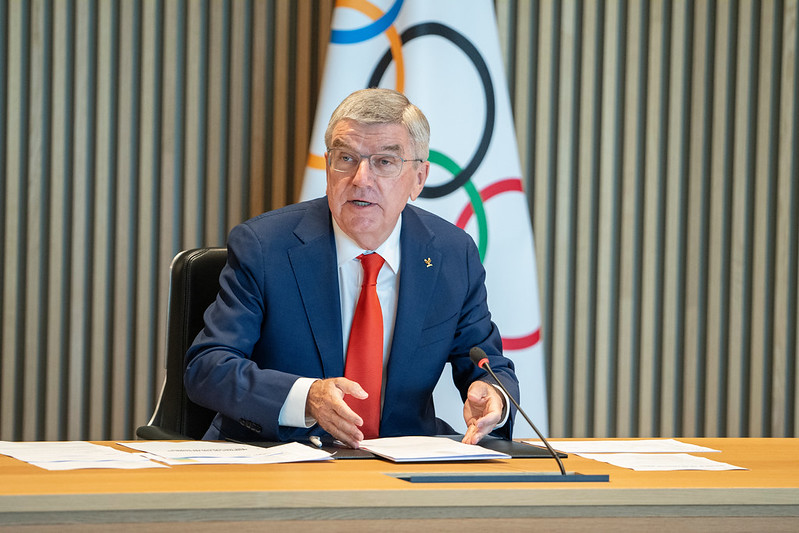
[469,346,489,369]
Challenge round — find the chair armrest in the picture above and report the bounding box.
[135,425,191,440]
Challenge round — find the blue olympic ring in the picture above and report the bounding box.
[330,0,404,45]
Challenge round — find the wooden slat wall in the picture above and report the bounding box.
[498,0,798,438]
[1,0,796,440]
[0,0,333,441]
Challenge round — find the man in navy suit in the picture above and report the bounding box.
[185,88,519,448]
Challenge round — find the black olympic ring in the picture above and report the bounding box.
[367,22,495,199]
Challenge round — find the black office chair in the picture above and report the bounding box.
[136,247,227,440]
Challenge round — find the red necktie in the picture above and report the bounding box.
[344,252,385,438]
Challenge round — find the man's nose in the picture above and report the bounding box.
[351,157,374,185]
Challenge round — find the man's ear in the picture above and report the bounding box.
[409,161,430,201]
[324,151,332,195]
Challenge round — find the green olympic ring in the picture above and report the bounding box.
[427,150,488,262]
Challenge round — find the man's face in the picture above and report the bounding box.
[326,119,429,250]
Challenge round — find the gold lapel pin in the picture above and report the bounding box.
[424,257,433,268]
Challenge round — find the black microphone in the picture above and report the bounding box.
[469,346,567,476]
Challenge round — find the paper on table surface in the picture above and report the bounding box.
[359,436,510,462]
[26,459,167,471]
[119,440,332,465]
[0,440,167,470]
[522,438,719,454]
[576,452,746,471]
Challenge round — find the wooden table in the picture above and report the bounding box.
[1,438,798,530]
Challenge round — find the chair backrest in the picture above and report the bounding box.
[136,247,227,440]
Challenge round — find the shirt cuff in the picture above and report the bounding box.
[490,383,511,428]
[278,377,318,428]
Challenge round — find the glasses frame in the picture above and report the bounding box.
[326,148,425,179]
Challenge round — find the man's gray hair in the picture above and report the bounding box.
[325,88,430,161]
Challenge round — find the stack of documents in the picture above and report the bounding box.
[522,439,745,471]
[359,436,510,462]
[119,440,332,465]
[0,441,166,471]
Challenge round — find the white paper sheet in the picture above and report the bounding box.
[522,439,719,454]
[576,452,746,471]
[119,440,332,465]
[27,459,167,471]
[0,440,167,470]
[359,436,510,462]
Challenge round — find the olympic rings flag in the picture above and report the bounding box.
[301,0,547,437]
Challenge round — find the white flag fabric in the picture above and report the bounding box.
[301,0,547,437]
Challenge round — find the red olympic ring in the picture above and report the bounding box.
[455,177,540,351]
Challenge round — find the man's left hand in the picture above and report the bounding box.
[461,381,505,445]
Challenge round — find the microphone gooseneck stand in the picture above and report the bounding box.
[394,348,610,483]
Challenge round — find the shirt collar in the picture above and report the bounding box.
[332,214,402,274]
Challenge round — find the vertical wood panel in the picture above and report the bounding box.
[0,0,7,440]
[188,0,209,248]
[547,0,567,437]
[628,0,650,436]
[123,0,144,437]
[693,0,716,436]
[100,0,121,439]
[269,1,291,209]
[55,0,76,441]
[16,0,32,441]
[577,0,604,438]
[227,0,250,235]
[781,0,799,435]
[757,0,782,436]
[144,0,166,439]
[248,0,271,217]
[713,0,739,437]
[534,1,556,432]
[35,0,54,442]
[214,0,232,241]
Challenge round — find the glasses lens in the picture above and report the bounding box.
[369,154,402,178]
[328,149,404,178]
[329,149,358,173]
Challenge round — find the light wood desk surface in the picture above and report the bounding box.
[1,438,798,528]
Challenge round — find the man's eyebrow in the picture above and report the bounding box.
[329,139,352,149]
[379,144,403,154]
[328,140,404,154]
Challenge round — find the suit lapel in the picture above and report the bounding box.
[287,199,345,377]
[382,207,441,420]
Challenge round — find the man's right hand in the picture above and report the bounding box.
[306,377,367,448]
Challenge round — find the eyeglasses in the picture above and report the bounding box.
[326,148,424,179]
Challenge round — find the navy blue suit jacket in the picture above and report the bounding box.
[184,197,519,442]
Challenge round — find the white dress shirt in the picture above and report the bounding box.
[277,216,402,427]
